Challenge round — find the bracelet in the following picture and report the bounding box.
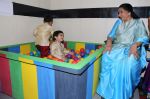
[106,45,111,47]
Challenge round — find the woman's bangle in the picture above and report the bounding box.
[106,45,111,47]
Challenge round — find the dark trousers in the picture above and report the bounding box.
[36,45,50,58]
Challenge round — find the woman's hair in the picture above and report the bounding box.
[52,30,64,41]
[119,3,139,19]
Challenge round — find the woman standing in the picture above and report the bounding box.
[97,3,149,99]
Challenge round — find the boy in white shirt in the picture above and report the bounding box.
[33,16,53,58]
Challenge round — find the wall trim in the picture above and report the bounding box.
[13,2,150,18]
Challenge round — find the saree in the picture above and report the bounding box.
[97,19,149,99]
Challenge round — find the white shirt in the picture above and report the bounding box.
[33,23,53,46]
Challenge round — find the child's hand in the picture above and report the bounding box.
[69,52,74,55]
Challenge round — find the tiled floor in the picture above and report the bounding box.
[93,89,140,99]
[0,89,139,99]
[0,93,12,99]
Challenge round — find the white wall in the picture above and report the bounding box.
[0,0,51,46]
[0,15,42,46]
[50,0,150,10]
[13,0,51,10]
[53,18,115,43]
[50,0,149,43]
[53,18,148,43]
[0,0,149,46]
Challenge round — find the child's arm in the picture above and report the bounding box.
[48,27,54,42]
[33,29,38,37]
[50,43,57,56]
[64,48,70,55]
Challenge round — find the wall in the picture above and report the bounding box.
[53,18,148,43]
[53,18,114,43]
[13,0,51,9]
[50,0,150,10]
[0,0,51,46]
[50,0,149,43]
[0,15,41,46]
[0,0,149,46]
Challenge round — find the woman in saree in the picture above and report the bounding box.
[97,3,149,99]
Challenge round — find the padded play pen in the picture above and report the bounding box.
[0,41,103,99]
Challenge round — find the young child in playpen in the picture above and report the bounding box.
[50,30,72,61]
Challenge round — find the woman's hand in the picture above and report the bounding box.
[103,38,112,54]
[103,44,112,54]
[129,44,139,58]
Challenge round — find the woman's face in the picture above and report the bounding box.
[118,7,131,21]
[55,33,64,42]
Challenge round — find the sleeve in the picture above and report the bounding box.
[134,20,149,44]
[47,26,53,41]
[64,48,69,55]
[50,43,58,57]
[60,43,69,55]
[108,19,122,39]
[134,20,149,68]
[47,26,53,35]
[49,30,54,41]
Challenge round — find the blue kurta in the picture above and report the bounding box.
[97,19,149,99]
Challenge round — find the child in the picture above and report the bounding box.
[33,16,53,58]
[50,30,70,61]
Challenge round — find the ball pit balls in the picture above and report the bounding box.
[75,54,79,57]
[36,50,40,55]
[83,54,88,58]
[77,55,81,59]
[47,55,64,62]
[66,54,72,59]
[73,57,79,61]
[71,49,75,52]
[26,50,40,57]
[85,49,90,54]
[26,47,97,64]
[75,50,80,54]
[72,60,78,64]
[30,52,34,56]
[33,51,36,55]
[72,55,76,59]
[80,52,85,57]
[69,59,74,63]
[90,50,95,54]
[80,58,84,61]
[65,59,69,62]
[47,55,53,59]
[80,48,85,53]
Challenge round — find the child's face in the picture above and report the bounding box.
[55,33,64,42]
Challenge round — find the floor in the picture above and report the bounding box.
[0,93,12,99]
[0,89,140,99]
